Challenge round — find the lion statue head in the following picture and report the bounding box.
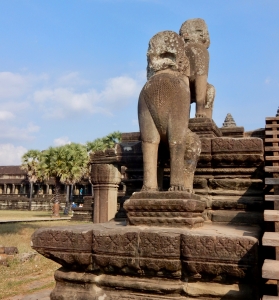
[179,18,210,49]
[147,30,190,79]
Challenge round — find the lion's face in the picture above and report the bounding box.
[179,18,210,49]
[146,31,189,80]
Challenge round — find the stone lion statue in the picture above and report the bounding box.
[179,18,215,119]
[138,31,201,192]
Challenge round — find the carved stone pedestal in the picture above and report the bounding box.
[31,222,261,300]
[189,117,222,138]
[124,191,205,228]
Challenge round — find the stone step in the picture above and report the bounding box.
[265,166,279,173]
[262,259,279,280]
[266,178,279,185]
[263,296,279,300]
[266,123,279,128]
[265,195,279,201]
[266,156,279,161]
[265,138,279,143]
[266,146,279,152]
[265,210,279,222]
[266,131,279,135]
[263,232,279,247]
[266,117,279,121]
[210,210,263,224]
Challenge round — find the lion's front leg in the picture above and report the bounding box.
[141,141,159,191]
[195,74,208,118]
[138,94,160,191]
[169,142,187,191]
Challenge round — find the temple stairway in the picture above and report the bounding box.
[262,116,279,299]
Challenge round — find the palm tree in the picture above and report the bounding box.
[21,149,41,211]
[86,131,122,153]
[38,143,89,216]
[59,143,89,211]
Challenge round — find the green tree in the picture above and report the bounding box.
[20,149,41,210]
[38,143,89,208]
[86,131,122,153]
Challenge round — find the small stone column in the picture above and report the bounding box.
[3,184,7,194]
[46,184,49,195]
[91,163,121,223]
[12,184,15,194]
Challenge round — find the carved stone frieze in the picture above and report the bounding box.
[128,216,204,228]
[139,232,180,258]
[200,138,212,153]
[211,138,263,153]
[182,261,258,281]
[92,229,138,256]
[31,225,93,251]
[181,233,258,264]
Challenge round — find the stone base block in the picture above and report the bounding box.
[50,268,257,300]
[128,216,204,228]
[124,191,205,228]
[32,222,261,300]
[189,117,222,138]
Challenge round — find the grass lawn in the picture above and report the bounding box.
[0,217,86,299]
[0,209,73,220]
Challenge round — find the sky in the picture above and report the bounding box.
[0,0,279,165]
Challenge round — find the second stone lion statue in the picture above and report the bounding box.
[179,18,215,119]
[138,31,201,192]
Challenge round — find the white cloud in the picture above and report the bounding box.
[0,144,27,165]
[0,111,15,121]
[0,72,30,100]
[33,75,142,119]
[57,72,90,87]
[53,136,71,146]
[0,123,40,141]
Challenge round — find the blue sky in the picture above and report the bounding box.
[0,0,279,164]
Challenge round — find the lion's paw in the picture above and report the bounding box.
[168,185,187,191]
[195,113,206,118]
[141,185,159,192]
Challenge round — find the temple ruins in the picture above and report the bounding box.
[31,18,278,299]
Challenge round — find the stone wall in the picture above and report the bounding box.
[0,194,67,211]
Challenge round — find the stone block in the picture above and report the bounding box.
[211,137,263,154]
[41,251,92,270]
[139,257,181,275]
[210,210,263,224]
[208,178,263,192]
[92,254,140,272]
[128,216,204,228]
[181,233,258,264]
[124,191,205,228]
[124,192,204,212]
[31,224,94,251]
[92,228,138,256]
[220,126,244,138]
[211,196,264,211]
[182,261,258,281]
[139,231,180,258]
[189,117,222,138]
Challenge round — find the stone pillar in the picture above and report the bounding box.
[46,184,49,195]
[3,184,6,194]
[12,184,15,194]
[91,164,121,223]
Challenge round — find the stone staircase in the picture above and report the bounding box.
[263,116,279,299]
